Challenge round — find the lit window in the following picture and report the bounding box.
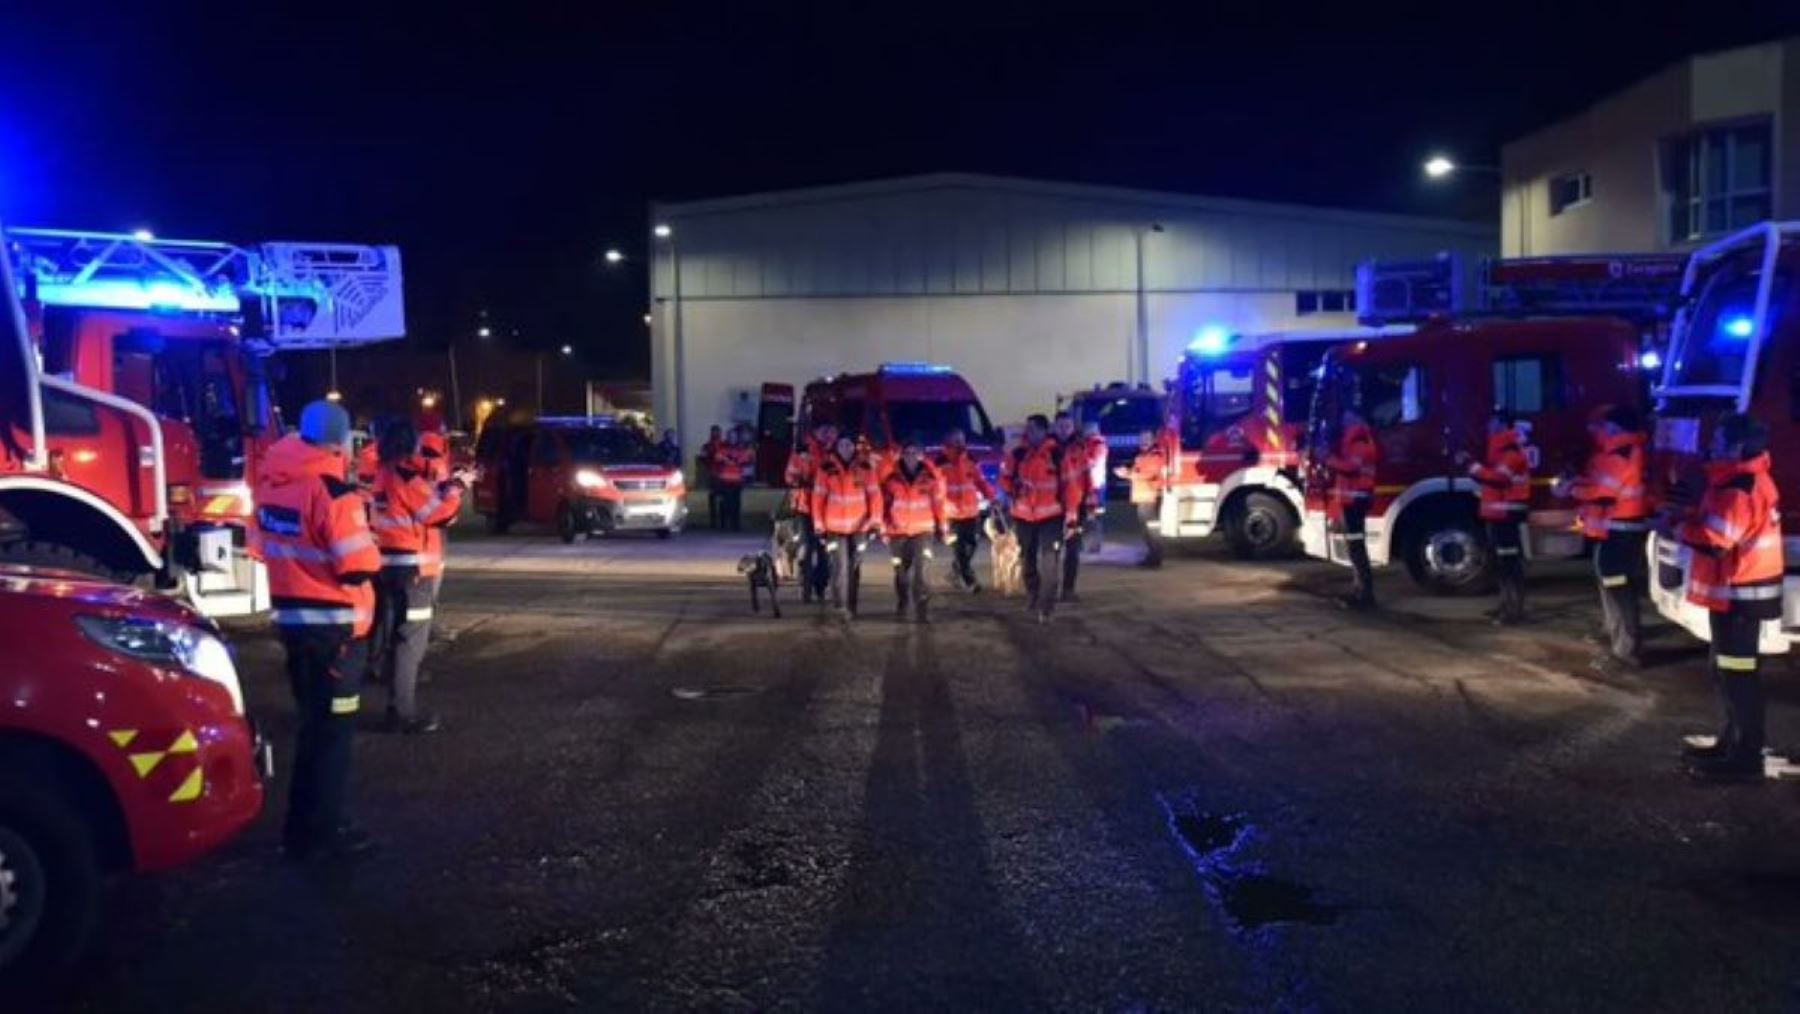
[1664,119,1773,242]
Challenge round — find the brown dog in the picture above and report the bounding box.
[983,513,1025,597]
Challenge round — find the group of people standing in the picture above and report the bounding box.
[1320,403,1784,783]
[700,423,756,532]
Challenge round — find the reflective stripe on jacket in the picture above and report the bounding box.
[1324,424,1377,522]
[933,449,995,521]
[1129,448,1169,505]
[1569,432,1646,539]
[251,434,381,637]
[812,455,881,535]
[883,461,946,537]
[1002,441,1072,524]
[1680,452,1783,613]
[714,445,753,486]
[373,462,463,576]
[1469,427,1531,522]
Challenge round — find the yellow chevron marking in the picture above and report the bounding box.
[129,752,165,778]
[168,730,198,754]
[168,768,204,803]
[108,730,138,748]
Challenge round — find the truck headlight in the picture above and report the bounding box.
[76,615,245,715]
[574,469,609,490]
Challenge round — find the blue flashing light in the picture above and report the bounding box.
[879,361,953,375]
[1637,349,1662,371]
[1188,325,1231,357]
[34,278,240,314]
[1721,314,1755,340]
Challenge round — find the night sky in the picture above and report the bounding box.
[3,2,1798,380]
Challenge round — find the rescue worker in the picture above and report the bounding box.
[1667,413,1783,782]
[1458,410,1531,625]
[1325,408,1379,610]
[1002,414,1075,623]
[935,428,997,592]
[417,428,463,654]
[657,428,682,468]
[1081,420,1109,553]
[714,428,753,532]
[354,418,382,488]
[1117,428,1169,568]
[369,420,466,734]
[1558,405,1649,669]
[701,424,725,528]
[884,436,947,623]
[1052,410,1093,603]
[813,434,882,620]
[252,400,383,860]
[785,422,837,602]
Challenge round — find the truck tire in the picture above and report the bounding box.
[1404,514,1490,595]
[0,540,120,582]
[1227,491,1297,560]
[0,774,102,987]
[556,503,579,544]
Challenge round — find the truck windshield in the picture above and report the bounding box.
[888,400,998,446]
[562,428,657,465]
[1666,250,1789,392]
[1321,357,1426,429]
[1078,394,1163,435]
[1180,365,1254,447]
[150,339,245,480]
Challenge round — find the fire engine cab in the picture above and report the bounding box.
[0,227,405,617]
[1300,252,1685,592]
[1648,221,1800,652]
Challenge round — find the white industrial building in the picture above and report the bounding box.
[648,173,1494,454]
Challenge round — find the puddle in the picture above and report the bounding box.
[671,686,762,700]
[1156,791,1344,933]
[1218,873,1343,928]
[1170,810,1246,857]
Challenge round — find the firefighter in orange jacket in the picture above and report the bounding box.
[1458,410,1531,624]
[785,422,836,602]
[369,419,466,735]
[1003,414,1077,623]
[701,425,725,528]
[1053,411,1094,603]
[1118,429,1169,568]
[1557,404,1649,668]
[1325,408,1379,609]
[935,428,997,592]
[713,428,753,532]
[251,400,383,861]
[1664,413,1784,782]
[884,436,947,623]
[417,428,457,615]
[813,435,882,620]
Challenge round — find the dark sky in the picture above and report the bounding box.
[3,2,1798,379]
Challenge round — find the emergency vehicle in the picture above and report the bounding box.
[1300,253,1685,592]
[798,362,1003,481]
[753,382,796,486]
[1161,326,1410,558]
[1647,221,1800,651]
[1060,382,1165,496]
[474,416,687,540]
[0,227,404,617]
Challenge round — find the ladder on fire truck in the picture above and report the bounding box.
[6,227,405,348]
[1355,251,1689,327]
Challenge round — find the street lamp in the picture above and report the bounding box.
[560,344,573,356]
[653,223,672,239]
[1423,155,1456,179]
[131,227,155,242]
[604,248,624,264]
[477,326,492,339]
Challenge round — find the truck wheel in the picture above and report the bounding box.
[1227,492,1296,560]
[0,775,101,987]
[1405,515,1490,595]
[0,540,121,582]
[556,503,579,544]
[656,529,675,540]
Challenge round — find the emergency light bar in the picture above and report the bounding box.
[878,361,953,375]
[537,415,620,426]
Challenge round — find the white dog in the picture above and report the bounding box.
[982,512,1025,597]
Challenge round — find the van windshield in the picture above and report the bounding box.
[1179,365,1254,448]
[561,427,658,465]
[1078,394,1163,435]
[1666,250,1788,393]
[887,400,998,445]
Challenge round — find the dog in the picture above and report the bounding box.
[770,514,806,583]
[983,513,1025,598]
[737,552,782,617]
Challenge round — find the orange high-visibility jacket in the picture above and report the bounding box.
[1058,436,1094,510]
[1680,452,1783,614]
[933,447,995,521]
[1569,432,1647,539]
[1002,440,1073,524]
[1469,427,1531,522]
[1129,446,1170,505]
[372,462,464,577]
[714,444,753,487]
[785,440,822,515]
[417,433,456,577]
[1324,424,1378,523]
[812,454,881,536]
[1083,433,1109,503]
[884,460,946,537]
[354,442,380,487]
[252,434,382,637]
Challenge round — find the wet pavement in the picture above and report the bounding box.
[56,507,1800,1011]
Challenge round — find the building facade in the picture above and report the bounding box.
[1501,37,1800,257]
[648,173,1493,458]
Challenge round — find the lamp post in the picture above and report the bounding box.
[1133,223,1165,385]
[652,223,683,456]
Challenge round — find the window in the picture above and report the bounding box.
[560,427,656,464]
[1548,172,1592,216]
[1355,364,1425,428]
[1295,291,1318,314]
[1665,119,1773,242]
[1492,355,1563,414]
[1180,366,1254,449]
[1279,344,1333,423]
[1296,289,1355,316]
[885,400,998,446]
[42,388,99,435]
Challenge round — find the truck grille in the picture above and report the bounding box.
[615,478,667,492]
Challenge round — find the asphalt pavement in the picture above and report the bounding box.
[57,504,1800,1012]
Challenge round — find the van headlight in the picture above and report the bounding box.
[574,469,610,490]
[76,615,245,715]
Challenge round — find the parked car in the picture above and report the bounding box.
[473,416,688,541]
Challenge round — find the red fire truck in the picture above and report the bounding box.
[1647,222,1800,651]
[1162,326,1410,557]
[0,227,404,617]
[798,362,1004,481]
[1299,253,1684,592]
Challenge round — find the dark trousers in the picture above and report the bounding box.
[377,568,432,721]
[1342,502,1374,605]
[798,513,830,598]
[1595,529,1647,662]
[891,534,930,616]
[719,486,744,531]
[1709,608,1766,760]
[1017,518,1064,615]
[1487,518,1525,621]
[280,625,367,850]
[1137,501,1164,566]
[826,533,864,614]
[950,517,981,587]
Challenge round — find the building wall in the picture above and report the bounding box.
[1501,38,1797,257]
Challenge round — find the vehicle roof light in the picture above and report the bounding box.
[1637,349,1662,371]
[1187,325,1231,357]
[1720,314,1755,339]
[878,361,954,375]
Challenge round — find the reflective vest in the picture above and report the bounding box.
[251,434,382,637]
[1569,432,1647,539]
[1083,433,1108,503]
[1129,446,1169,505]
[354,442,380,487]
[933,448,995,521]
[884,461,945,537]
[417,434,455,577]
[812,455,881,535]
[784,441,822,515]
[1468,427,1531,522]
[1058,436,1094,509]
[372,463,464,577]
[1002,441,1071,524]
[714,445,753,486]
[1324,424,1378,523]
[1680,452,1783,614]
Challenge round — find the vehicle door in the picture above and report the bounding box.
[526,428,565,522]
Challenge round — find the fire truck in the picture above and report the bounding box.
[1060,382,1165,497]
[1647,222,1800,652]
[1161,325,1411,558]
[0,227,405,616]
[798,362,1004,481]
[1299,252,1685,592]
